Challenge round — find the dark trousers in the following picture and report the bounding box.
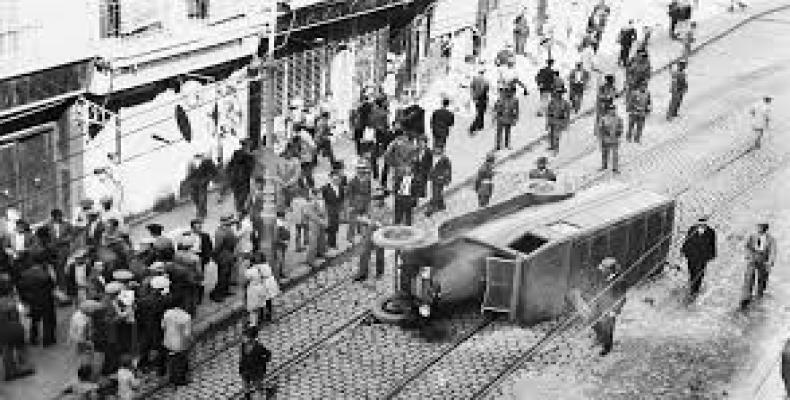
[380,162,391,189]
[233,185,250,213]
[547,123,562,151]
[168,350,189,385]
[601,144,620,171]
[355,242,385,279]
[496,123,512,150]
[569,86,584,113]
[29,304,56,346]
[326,217,339,248]
[593,315,616,353]
[687,259,708,296]
[741,261,770,307]
[394,197,414,226]
[212,260,233,298]
[667,91,685,118]
[428,182,447,213]
[192,186,208,218]
[138,334,166,375]
[619,43,632,66]
[470,99,487,132]
[627,115,646,142]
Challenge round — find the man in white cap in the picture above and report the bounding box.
[740,222,777,311]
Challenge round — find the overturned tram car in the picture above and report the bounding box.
[400,181,675,325]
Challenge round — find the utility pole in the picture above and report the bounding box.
[537,0,548,37]
[263,3,278,148]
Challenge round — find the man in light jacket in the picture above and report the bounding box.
[740,222,777,310]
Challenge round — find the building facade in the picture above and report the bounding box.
[0,0,432,221]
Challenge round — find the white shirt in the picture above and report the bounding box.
[399,175,413,196]
[162,308,191,352]
[750,102,771,130]
[13,232,25,251]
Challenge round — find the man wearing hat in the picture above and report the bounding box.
[626,83,652,143]
[83,209,104,249]
[474,153,497,207]
[186,153,218,219]
[568,62,591,114]
[321,172,345,250]
[740,222,777,310]
[347,160,373,238]
[750,96,773,149]
[493,91,519,151]
[666,61,688,120]
[212,214,238,302]
[469,69,490,134]
[535,59,556,116]
[681,216,717,301]
[596,75,617,129]
[136,275,170,375]
[189,219,213,305]
[226,139,256,213]
[426,146,452,217]
[146,223,174,261]
[430,98,455,150]
[173,232,202,316]
[591,257,626,356]
[546,88,572,153]
[597,103,624,173]
[353,188,389,281]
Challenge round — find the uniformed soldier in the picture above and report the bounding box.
[666,61,688,120]
[626,84,652,143]
[353,188,389,282]
[598,103,624,173]
[474,152,496,207]
[567,62,591,114]
[546,89,572,154]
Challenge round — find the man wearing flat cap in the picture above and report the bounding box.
[590,257,627,356]
[740,222,777,311]
[474,152,496,207]
[353,188,389,282]
[681,216,717,301]
[546,88,572,154]
[211,214,238,302]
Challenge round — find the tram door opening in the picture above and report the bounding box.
[482,257,520,318]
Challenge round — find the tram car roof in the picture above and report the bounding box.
[463,181,672,252]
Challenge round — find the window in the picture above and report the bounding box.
[187,0,210,19]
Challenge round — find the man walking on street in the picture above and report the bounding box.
[750,96,772,149]
[666,61,688,120]
[426,147,452,217]
[546,89,572,154]
[535,59,556,116]
[618,20,638,67]
[595,74,618,137]
[598,103,624,173]
[681,216,717,302]
[513,12,530,55]
[494,92,519,151]
[474,152,496,207]
[211,215,237,302]
[353,189,388,282]
[740,222,776,311]
[431,98,455,150]
[412,137,433,201]
[469,69,490,134]
[626,84,652,143]
[568,62,590,114]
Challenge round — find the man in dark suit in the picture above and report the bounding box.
[681,216,716,301]
[401,96,426,140]
[187,153,218,219]
[430,98,455,150]
[226,139,255,213]
[426,147,452,217]
[321,172,345,249]
[189,219,213,305]
[45,209,74,292]
[412,136,433,200]
[211,215,237,302]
